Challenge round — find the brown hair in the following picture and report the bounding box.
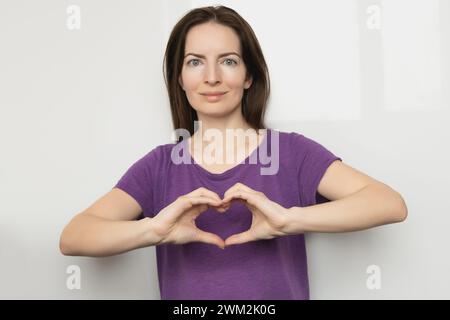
[162,5,270,142]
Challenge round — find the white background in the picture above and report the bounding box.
[0,0,449,299]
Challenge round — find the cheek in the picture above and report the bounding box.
[181,72,201,90]
[222,69,247,88]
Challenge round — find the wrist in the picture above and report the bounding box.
[140,217,165,246]
[283,206,307,235]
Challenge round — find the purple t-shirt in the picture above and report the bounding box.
[113,129,341,300]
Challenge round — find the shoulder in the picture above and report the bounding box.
[286,130,316,148]
[149,139,194,167]
[271,129,314,158]
[265,128,294,145]
[277,130,340,173]
[129,141,178,171]
[286,130,333,157]
[269,129,313,147]
[150,142,176,158]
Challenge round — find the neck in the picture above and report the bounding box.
[188,108,264,160]
[192,104,255,141]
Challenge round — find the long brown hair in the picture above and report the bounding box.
[162,5,270,142]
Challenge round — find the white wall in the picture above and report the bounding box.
[0,0,449,299]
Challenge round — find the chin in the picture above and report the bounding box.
[196,110,227,118]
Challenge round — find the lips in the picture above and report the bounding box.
[200,92,227,96]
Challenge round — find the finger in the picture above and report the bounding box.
[188,196,222,206]
[222,189,258,207]
[190,187,222,202]
[224,231,254,246]
[185,195,229,214]
[194,229,225,249]
[221,199,245,209]
[195,188,231,212]
[225,182,257,195]
[177,196,222,214]
[223,183,259,202]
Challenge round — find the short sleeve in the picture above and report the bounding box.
[292,133,342,206]
[113,147,160,220]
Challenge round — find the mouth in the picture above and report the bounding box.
[200,92,228,100]
[200,91,228,97]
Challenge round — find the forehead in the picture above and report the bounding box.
[184,22,241,54]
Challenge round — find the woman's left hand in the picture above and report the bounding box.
[220,183,290,246]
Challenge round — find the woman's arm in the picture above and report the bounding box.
[284,182,407,234]
[59,188,162,257]
[60,214,160,257]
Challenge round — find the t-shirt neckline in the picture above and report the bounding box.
[186,128,271,180]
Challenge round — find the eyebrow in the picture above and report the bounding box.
[184,52,241,59]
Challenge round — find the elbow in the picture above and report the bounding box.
[392,192,408,223]
[59,235,71,256]
[59,228,77,256]
[60,245,71,256]
[60,244,72,256]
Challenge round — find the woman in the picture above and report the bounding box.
[59,5,407,300]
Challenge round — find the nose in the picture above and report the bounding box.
[204,63,221,85]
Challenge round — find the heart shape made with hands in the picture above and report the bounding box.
[197,183,290,247]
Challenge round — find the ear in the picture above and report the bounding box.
[244,74,253,90]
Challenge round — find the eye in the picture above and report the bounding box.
[223,58,237,66]
[187,59,201,67]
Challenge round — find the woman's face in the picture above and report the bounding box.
[179,22,252,117]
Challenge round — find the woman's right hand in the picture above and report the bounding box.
[151,187,227,249]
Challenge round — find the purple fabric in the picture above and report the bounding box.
[114,129,342,300]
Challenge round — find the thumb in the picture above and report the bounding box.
[195,229,225,249]
[225,231,253,246]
